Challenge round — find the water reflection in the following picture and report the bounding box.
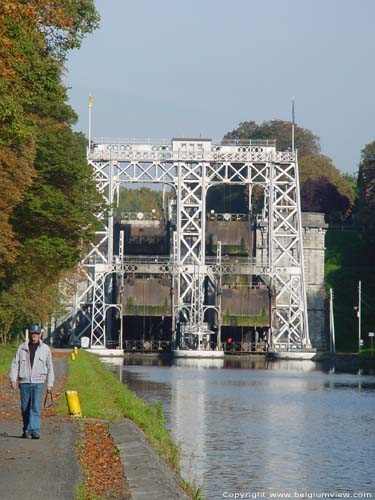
[174,358,224,369]
[107,357,375,499]
[121,355,374,375]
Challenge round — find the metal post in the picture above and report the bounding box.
[329,288,336,353]
[217,241,222,349]
[88,95,93,153]
[358,280,362,352]
[291,96,295,154]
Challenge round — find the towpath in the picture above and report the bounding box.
[0,354,80,500]
[0,351,190,500]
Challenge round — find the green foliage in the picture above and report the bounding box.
[223,120,355,220]
[116,187,172,215]
[224,119,320,158]
[360,141,375,164]
[58,351,181,472]
[181,480,206,500]
[356,140,375,246]
[0,344,17,375]
[299,155,354,211]
[0,1,102,342]
[325,227,375,352]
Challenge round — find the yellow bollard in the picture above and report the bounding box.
[65,390,82,417]
[73,346,78,355]
[70,352,76,361]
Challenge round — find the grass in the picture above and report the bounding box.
[0,344,17,377]
[359,349,375,361]
[57,350,180,472]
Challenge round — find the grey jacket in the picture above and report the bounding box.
[9,341,54,387]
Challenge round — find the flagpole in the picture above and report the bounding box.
[292,96,295,155]
[88,94,93,154]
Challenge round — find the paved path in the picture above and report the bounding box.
[0,419,79,500]
[0,356,80,500]
[1,353,191,500]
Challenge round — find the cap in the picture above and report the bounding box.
[29,324,42,334]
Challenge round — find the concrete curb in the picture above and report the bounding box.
[110,418,190,500]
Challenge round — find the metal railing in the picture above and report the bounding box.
[223,341,267,353]
[119,255,264,267]
[122,255,170,264]
[123,340,171,352]
[207,213,248,222]
[93,138,276,148]
[118,211,160,221]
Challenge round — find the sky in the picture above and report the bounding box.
[65,0,375,174]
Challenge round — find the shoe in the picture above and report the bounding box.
[30,432,40,439]
[22,432,31,439]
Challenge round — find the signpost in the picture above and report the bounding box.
[369,332,374,351]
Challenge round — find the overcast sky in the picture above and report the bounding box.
[65,0,375,174]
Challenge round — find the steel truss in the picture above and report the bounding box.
[77,139,310,351]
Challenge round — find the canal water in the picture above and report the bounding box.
[107,357,375,499]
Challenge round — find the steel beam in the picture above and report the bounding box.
[75,139,310,351]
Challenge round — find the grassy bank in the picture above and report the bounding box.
[57,351,180,472]
[0,345,17,377]
[325,227,375,352]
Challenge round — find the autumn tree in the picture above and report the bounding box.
[224,119,321,158]
[0,0,99,277]
[0,1,100,342]
[221,119,354,220]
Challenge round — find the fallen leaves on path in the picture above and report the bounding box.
[77,421,131,500]
[1,351,131,499]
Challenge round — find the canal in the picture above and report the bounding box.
[107,357,375,499]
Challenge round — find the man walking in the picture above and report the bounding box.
[9,324,54,439]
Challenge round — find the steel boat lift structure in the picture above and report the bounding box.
[73,137,311,357]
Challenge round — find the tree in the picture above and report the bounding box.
[0,0,101,341]
[222,120,355,220]
[117,187,169,215]
[299,155,355,220]
[356,140,375,235]
[224,119,321,158]
[0,0,99,277]
[301,177,351,223]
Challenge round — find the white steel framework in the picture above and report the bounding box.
[77,138,310,351]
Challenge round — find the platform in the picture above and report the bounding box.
[87,348,124,357]
[173,349,225,359]
[268,350,316,360]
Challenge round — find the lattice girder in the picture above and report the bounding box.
[75,139,310,350]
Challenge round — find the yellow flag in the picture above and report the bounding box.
[88,95,93,108]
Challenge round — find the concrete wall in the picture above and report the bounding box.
[221,286,270,326]
[123,278,172,316]
[117,220,168,254]
[206,220,252,255]
[301,213,328,350]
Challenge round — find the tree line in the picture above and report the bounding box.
[0,1,102,342]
